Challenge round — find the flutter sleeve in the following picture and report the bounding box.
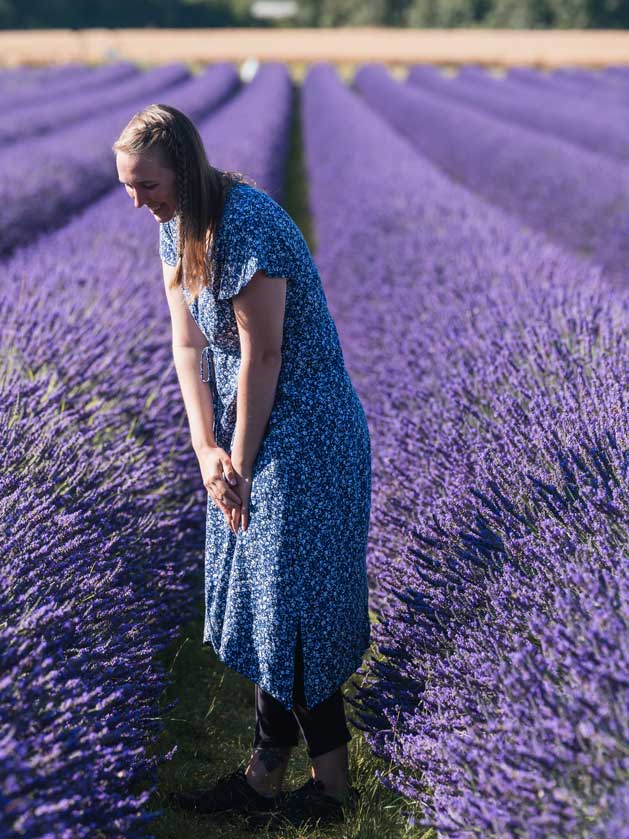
[215,190,292,302]
[159,218,179,267]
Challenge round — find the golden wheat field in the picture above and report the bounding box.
[1,27,629,69]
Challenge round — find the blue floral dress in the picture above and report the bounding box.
[159,182,371,711]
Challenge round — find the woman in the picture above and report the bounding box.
[113,103,372,829]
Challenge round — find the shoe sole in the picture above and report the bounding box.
[168,793,283,819]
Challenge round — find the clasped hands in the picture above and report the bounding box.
[198,444,251,535]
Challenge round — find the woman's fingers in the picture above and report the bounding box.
[215,493,241,534]
[223,489,242,506]
[208,493,238,512]
[223,463,238,487]
[212,480,242,507]
[212,470,249,534]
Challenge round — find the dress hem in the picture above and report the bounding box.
[201,633,372,713]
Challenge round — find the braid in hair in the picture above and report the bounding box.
[172,125,188,264]
[113,102,248,299]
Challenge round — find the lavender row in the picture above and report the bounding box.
[408,65,629,163]
[354,64,629,289]
[0,63,293,839]
[0,63,189,147]
[0,61,137,113]
[476,65,629,115]
[510,66,629,117]
[0,63,89,95]
[603,66,629,82]
[199,62,293,191]
[506,65,629,106]
[474,63,629,111]
[303,63,629,839]
[0,63,239,257]
[550,67,629,106]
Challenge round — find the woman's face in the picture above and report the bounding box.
[116,149,177,223]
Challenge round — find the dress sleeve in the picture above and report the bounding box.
[159,218,179,267]
[215,196,291,302]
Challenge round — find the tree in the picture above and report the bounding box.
[408,0,486,26]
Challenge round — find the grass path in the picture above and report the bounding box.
[142,84,434,839]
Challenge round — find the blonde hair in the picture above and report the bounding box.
[112,103,251,300]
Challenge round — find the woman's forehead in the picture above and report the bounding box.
[117,150,168,179]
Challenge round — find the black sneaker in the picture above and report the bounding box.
[246,777,360,830]
[167,766,284,816]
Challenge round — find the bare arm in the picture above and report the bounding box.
[161,261,242,533]
[161,261,216,457]
[229,270,287,531]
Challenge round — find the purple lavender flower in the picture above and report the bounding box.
[0,62,292,839]
[0,62,137,113]
[0,64,189,147]
[0,63,239,256]
[304,62,629,839]
[354,63,629,289]
[408,63,629,162]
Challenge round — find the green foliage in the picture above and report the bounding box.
[3,0,629,27]
[407,0,487,27]
[403,0,629,27]
[483,0,553,27]
[294,0,388,27]
[543,0,591,27]
[0,0,250,29]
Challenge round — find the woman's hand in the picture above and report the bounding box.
[197,445,242,533]
[230,464,252,534]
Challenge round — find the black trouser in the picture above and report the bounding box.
[252,626,352,759]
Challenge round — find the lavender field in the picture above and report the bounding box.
[1,61,627,839]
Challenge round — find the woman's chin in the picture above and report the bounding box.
[150,206,174,222]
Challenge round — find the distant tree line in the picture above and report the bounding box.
[300,0,629,27]
[0,0,250,29]
[2,0,629,29]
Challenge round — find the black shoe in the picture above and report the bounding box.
[246,777,360,830]
[167,766,284,817]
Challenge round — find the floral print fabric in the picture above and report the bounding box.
[159,183,371,710]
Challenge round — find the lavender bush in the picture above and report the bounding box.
[303,63,629,839]
[0,62,292,839]
[509,65,629,107]
[200,62,293,192]
[0,62,137,113]
[550,67,629,105]
[605,66,629,82]
[507,65,589,92]
[0,63,92,95]
[0,63,189,147]
[0,63,239,257]
[503,65,598,95]
[354,63,629,289]
[408,64,629,162]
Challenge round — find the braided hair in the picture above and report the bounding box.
[112,103,250,300]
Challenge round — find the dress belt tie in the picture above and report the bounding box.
[200,345,213,383]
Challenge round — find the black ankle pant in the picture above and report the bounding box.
[253,627,352,759]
